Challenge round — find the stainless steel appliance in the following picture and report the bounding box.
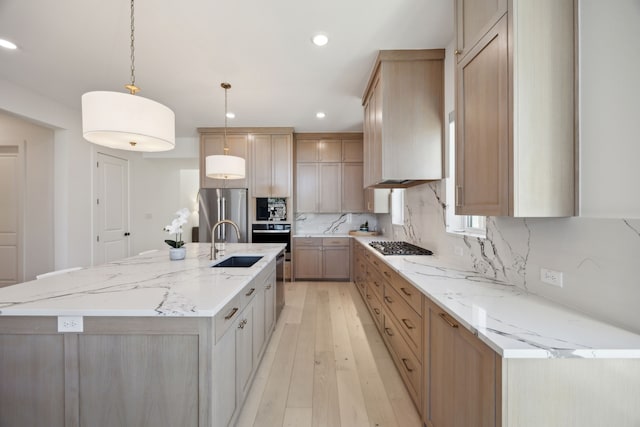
[251,223,291,258]
[369,241,433,256]
[275,249,285,320]
[198,188,248,243]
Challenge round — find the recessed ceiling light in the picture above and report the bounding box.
[312,34,329,47]
[316,112,326,119]
[0,38,18,50]
[226,112,235,119]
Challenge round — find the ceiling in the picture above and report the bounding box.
[0,0,454,138]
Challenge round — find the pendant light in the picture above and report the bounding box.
[205,83,246,180]
[81,0,175,152]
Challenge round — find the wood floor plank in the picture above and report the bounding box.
[327,283,371,427]
[341,284,402,427]
[252,323,300,427]
[287,283,317,408]
[283,407,313,427]
[284,281,307,325]
[312,287,342,427]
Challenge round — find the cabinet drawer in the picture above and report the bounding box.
[322,237,349,247]
[364,284,383,330]
[383,284,422,358]
[294,237,321,247]
[387,270,423,315]
[215,294,242,342]
[366,266,384,301]
[382,313,421,405]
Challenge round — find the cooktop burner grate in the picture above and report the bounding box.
[369,241,433,256]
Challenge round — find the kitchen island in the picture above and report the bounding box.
[0,243,284,427]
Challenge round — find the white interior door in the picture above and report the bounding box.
[94,152,130,265]
[0,145,22,286]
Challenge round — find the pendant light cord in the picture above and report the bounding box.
[221,82,231,154]
[125,0,140,94]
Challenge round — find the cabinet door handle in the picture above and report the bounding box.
[245,288,256,297]
[374,281,381,288]
[384,327,394,337]
[366,293,373,300]
[373,308,381,315]
[401,358,414,372]
[439,312,459,328]
[400,287,412,297]
[224,307,239,320]
[383,271,391,279]
[402,318,415,330]
[384,296,393,304]
[454,49,463,56]
[266,285,272,290]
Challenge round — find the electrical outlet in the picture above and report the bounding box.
[540,268,563,288]
[58,316,84,332]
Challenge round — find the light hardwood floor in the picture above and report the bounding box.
[236,281,422,427]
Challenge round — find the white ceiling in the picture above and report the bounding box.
[0,0,454,137]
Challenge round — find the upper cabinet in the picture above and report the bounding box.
[252,134,292,197]
[454,0,576,217]
[295,134,366,214]
[362,49,445,188]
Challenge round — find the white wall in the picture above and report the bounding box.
[0,111,54,280]
[380,3,640,334]
[579,0,640,218]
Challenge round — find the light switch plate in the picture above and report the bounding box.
[540,268,563,287]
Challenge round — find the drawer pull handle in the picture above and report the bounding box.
[400,287,412,297]
[245,288,256,297]
[374,281,381,287]
[266,285,272,290]
[238,318,248,329]
[384,327,394,337]
[402,318,415,330]
[401,358,414,373]
[366,294,373,300]
[439,312,459,328]
[383,271,391,278]
[373,308,380,315]
[224,307,238,320]
[384,296,393,304]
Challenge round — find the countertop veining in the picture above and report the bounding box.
[0,243,284,318]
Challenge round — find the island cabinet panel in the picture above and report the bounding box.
[213,318,238,427]
[78,334,200,427]
[0,333,65,427]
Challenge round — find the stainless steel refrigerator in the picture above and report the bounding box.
[198,188,248,243]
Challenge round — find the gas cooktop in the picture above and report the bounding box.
[369,241,433,256]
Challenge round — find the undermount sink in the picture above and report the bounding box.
[211,256,263,268]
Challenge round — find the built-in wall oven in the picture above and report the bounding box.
[251,223,291,260]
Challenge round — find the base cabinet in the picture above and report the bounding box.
[294,237,350,281]
[424,299,497,427]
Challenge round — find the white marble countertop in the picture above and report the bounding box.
[353,237,640,359]
[0,243,285,318]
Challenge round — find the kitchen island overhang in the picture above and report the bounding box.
[0,243,284,427]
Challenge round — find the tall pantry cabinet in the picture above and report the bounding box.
[454,0,577,217]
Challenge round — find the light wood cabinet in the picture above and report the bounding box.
[252,134,292,197]
[293,237,350,281]
[362,50,445,188]
[295,133,367,213]
[341,163,365,213]
[200,133,249,188]
[455,0,576,217]
[424,299,497,427]
[295,163,342,213]
[455,0,507,60]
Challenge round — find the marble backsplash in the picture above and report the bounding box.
[377,181,640,334]
[294,213,378,235]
